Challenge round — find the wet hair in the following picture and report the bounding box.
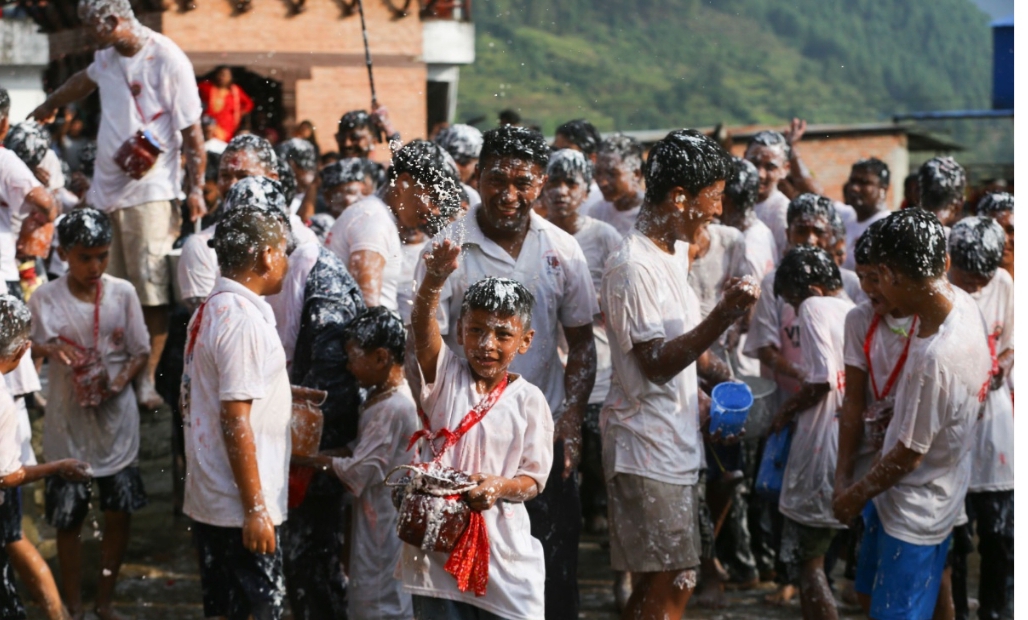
[275,138,317,173]
[434,124,484,165]
[555,119,602,156]
[852,157,890,188]
[724,157,760,212]
[0,88,9,121]
[220,175,288,219]
[57,207,113,249]
[498,109,521,125]
[460,276,534,331]
[948,216,1005,278]
[338,110,372,133]
[976,192,1013,216]
[774,245,842,301]
[0,295,31,359]
[274,158,297,206]
[853,218,888,267]
[78,0,135,21]
[320,157,367,189]
[917,156,966,212]
[787,193,834,227]
[388,140,463,218]
[479,125,551,170]
[746,130,791,159]
[223,134,278,173]
[209,206,290,274]
[597,134,644,172]
[3,121,51,168]
[869,208,947,280]
[343,306,406,365]
[547,149,593,185]
[644,129,731,204]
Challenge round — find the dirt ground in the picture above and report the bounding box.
[17,403,986,619]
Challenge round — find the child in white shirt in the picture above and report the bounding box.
[180,206,292,620]
[768,246,854,620]
[30,208,151,620]
[405,241,553,620]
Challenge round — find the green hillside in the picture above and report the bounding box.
[457,0,993,135]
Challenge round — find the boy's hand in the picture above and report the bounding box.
[553,410,582,478]
[832,485,864,524]
[50,340,86,367]
[57,459,92,482]
[423,239,461,281]
[33,166,51,188]
[109,373,130,395]
[717,276,760,319]
[242,507,277,554]
[466,474,509,512]
[770,408,793,435]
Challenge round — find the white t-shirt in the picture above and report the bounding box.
[585,199,641,237]
[30,275,151,477]
[0,380,21,496]
[267,241,320,368]
[572,216,621,405]
[86,27,202,211]
[753,189,790,259]
[873,288,993,545]
[738,218,779,283]
[181,277,292,527]
[326,194,402,311]
[5,348,41,468]
[688,223,746,318]
[462,183,481,207]
[581,181,605,216]
[843,302,916,481]
[177,226,217,302]
[967,269,1014,492]
[401,345,553,620]
[744,269,803,399]
[397,238,429,324]
[38,149,66,192]
[842,268,868,305]
[0,149,41,281]
[333,382,418,620]
[419,206,598,417]
[779,295,853,529]
[600,231,703,485]
[843,209,889,270]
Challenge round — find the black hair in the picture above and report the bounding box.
[853,218,888,267]
[275,138,318,173]
[57,207,113,249]
[774,245,842,301]
[869,208,947,280]
[787,193,834,227]
[644,129,731,204]
[724,157,760,212]
[460,276,534,330]
[917,156,966,212]
[555,119,602,156]
[948,216,1005,278]
[597,134,644,172]
[0,88,9,121]
[4,121,50,168]
[79,141,97,176]
[338,110,372,133]
[976,192,1013,216]
[274,157,298,206]
[209,206,290,274]
[221,175,288,219]
[746,130,791,159]
[546,149,593,185]
[498,109,521,125]
[434,124,483,165]
[321,151,340,164]
[388,140,463,219]
[320,157,367,189]
[342,306,406,365]
[852,157,890,188]
[0,295,31,359]
[479,125,551,170]
[223,134,277,173]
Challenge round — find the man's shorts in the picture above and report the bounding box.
[607,473,701,573]
[107,200,179,307]
[0,548,26,620]
[45,465,148,530]
[780,516,838,565]
[0,488,22,546]
[192,521,285,620]
[855,502,950,620]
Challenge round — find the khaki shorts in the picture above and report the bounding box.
[107,200,179,307]
[607,473,701,573]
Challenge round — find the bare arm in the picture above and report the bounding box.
[770,381,830,433]
[553,323,596,476]
[757,345,804,382]
[181,123,208,222]
[109,353,148,396]
[411,240,461,385]
[466,473,540,511]
[297,172,320,222]
[25,186,58,222]
[697,349,733,386]
[220,399,276,554]
[833,443,924,523]
[835,365,868,496]
[28,71,98,123]
[0,459,90,489]
[348,250,388,308]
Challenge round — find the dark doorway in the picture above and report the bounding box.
[426,80,450,136]
[197,66,284,143]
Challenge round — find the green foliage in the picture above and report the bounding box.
[458,0,992,136]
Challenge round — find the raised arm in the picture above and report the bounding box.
[348,250,388,307]
[28,71,98,123]
[220,399,276,554]
[411,239,460,385]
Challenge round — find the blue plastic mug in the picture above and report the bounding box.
[709,381,754,437]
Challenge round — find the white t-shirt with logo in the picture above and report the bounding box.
[600,232,703,486]
[326,193,402,312]
[754,189,790,259]
[86,27,202,211]
[572,216,621,405]
[873,288,992,546]
[779,295,853,529]
[0,149,41,281]
[181,277,292,527]
[585,199,640,237]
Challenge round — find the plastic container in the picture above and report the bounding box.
[709,381,754,437]
[739,375,777,439]
[755,427,793,501]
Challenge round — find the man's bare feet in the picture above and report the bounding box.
[135,376,164,410]
[764,583,797,606]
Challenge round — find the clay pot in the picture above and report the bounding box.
[16,214,53,259]
[389,464,477,553]
[114,130,163,180]
[290,385,326,457]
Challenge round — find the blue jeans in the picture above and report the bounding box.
[412,596,509,620]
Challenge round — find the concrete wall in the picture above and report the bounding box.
[0,18,48,122]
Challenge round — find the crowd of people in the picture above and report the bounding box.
[0,1,1015,620]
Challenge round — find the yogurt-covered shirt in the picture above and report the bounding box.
[572,216,621,405]
[753,189,790,259]
[0,149,42,281]
[585,199,641,237]
[326,193,402,311]
[0,380,21,500]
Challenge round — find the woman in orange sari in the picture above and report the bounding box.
[197,66,254,142]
